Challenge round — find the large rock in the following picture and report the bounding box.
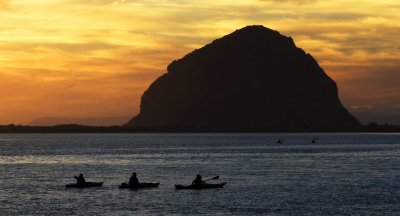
[127,25,361,131]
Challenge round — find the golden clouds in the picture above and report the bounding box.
[0,0,399,124]
[0,0,9,9]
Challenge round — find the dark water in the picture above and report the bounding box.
[1,133,400,215]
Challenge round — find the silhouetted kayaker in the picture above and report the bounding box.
[129,172,139,186]
[74,173,86,185]
[192,174,205,185]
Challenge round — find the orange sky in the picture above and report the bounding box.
[1,0,399,125]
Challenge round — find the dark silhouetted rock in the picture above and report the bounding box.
[126,25,361,131]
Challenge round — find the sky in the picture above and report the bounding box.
[0,0,399,125]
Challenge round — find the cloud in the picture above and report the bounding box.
[67,0,129,5]
[258,0,318,5]
[0,0,9,9]
[0,42,122,53]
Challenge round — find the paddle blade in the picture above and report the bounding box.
[204,175,220,182]
[211,176,219,180]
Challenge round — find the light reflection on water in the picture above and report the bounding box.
[0,133,400,215]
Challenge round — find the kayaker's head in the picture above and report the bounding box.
[79,173,83,177]
[132,172,137,176]
[196,174,202,178]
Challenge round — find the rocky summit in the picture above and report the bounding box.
[127,25,361,131]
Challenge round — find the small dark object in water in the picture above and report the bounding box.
[175,182,226,190]
[118,182,160,189]
[65,182,103,188]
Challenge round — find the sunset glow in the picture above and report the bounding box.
[1,0,399,125]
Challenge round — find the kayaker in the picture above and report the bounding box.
[192,174,205,185]
[74,173,86,185]
[129,172,140,186]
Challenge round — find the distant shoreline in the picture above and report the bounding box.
[0,124,399,133]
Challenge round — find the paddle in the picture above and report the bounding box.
[204,176,219,182]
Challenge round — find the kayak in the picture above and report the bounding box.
[175,182,226,190]
[65,182,103,188]
[118,182,160,189]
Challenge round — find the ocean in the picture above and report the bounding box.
[0,133,400,215]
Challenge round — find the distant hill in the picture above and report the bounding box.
[29,116,131,126]
[126,25,361,132]
[351,110,400,125]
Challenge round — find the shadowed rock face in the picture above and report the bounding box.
[127,25,361,131]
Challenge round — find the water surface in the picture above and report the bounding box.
[0,133,400,215]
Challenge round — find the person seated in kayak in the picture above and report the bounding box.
[129,172,140,186]
[74,173,86,185]
[192,174,205,185]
